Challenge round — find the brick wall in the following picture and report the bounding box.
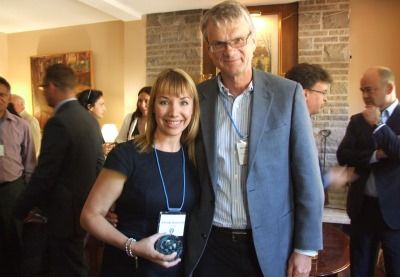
[299,0,351,207]
[146,10,203,85]
[146,3,351,205]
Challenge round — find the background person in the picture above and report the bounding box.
[80,68,200,277]
[14,64,104,277]
[10,94,42,156]
[285,63,355,190]
[0,76,36,277]
[185,1,324,277]
[77,89,113,156]
[337,66,400,277]
[115,86,151,143]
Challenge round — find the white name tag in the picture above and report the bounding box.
[157,212,186,237]
[0,145,4,157]
[236,140,248,165]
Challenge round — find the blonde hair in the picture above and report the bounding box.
[134,68,200,164]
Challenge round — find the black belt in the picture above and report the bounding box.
[0,177,23,188]
[212,226,252,242]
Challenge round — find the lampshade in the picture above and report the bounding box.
[101,123,118,143]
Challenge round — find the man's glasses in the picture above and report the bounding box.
[309,88,328,96]
[208,32,252,53]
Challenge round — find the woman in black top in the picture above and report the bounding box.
[80,68,200,277]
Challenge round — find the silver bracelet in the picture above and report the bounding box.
[124,238,137,258]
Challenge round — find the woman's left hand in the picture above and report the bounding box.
[130,233,181,268]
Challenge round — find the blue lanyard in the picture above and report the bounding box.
[153,146,186,212]
[218,93,247,140]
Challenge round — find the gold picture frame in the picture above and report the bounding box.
[30,51,93,129]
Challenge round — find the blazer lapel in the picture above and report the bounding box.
[387,104,400,131]
[199,79,219,186]
[248,71,273,171]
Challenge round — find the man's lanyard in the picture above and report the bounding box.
[218,93,247,140]
[153,146,186,212]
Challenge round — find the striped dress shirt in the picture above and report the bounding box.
[213,76,253,229]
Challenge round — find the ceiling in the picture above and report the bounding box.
[1,0,297,34]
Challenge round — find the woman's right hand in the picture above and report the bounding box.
[131,233,181,268]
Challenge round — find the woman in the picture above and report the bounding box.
[115,86,151,143]
[80,68,200,277]
[77,89,112,155]
[77,89,106,120]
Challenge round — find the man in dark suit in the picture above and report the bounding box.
[15,64,103,277]
[337,66,400,276]
[185,1,324,276]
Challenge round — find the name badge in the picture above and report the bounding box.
[157,212,186,237]
[236,140,248,165]
[0,145,4,157]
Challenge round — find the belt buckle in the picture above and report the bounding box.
[231,230,247,242]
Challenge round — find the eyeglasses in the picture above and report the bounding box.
[309,88,328,96]
[208,32,252,53]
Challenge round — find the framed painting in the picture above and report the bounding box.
[251,14,279,74]
[30,51,93,129]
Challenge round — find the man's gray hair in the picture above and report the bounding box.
[201,0,255,41]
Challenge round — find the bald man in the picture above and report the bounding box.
[11,94,41,155]
[337,66,400,276]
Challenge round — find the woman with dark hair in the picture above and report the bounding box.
[115,86,151,143]
[77,89,106,120]
[77,89,112,156]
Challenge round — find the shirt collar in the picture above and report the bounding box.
[54,97,77,113]
[384,99,399,117]
[217,74,254,97]
[1,110,18,122]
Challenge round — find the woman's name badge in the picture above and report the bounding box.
[157,212,186,236]
[0,145,4,157]
[236,140,248,165]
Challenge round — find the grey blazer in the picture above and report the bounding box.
[185,69,324,276]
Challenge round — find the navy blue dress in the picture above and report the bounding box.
[100,142,199,277]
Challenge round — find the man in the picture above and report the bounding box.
[0,76,36,276]
[185,1,324,276]
[337,66,400,276]
[285,63,331,116]
[11,94,42,156]
[285,63,353,190]
[14,64,103,277]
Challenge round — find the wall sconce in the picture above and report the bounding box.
[101,123,118,143]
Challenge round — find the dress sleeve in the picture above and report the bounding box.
[104,142,136,178]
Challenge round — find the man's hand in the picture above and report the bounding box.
[376,149,388,160]
[287,252,312,277]
[328,166,359,190]
[362,105,380,126]
[105,203,118,227]
[24,208,48,224]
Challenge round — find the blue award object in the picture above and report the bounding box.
[154,235,183,258]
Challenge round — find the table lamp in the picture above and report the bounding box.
[101,123,118,143]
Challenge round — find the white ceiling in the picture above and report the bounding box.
[1,0,297,34]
